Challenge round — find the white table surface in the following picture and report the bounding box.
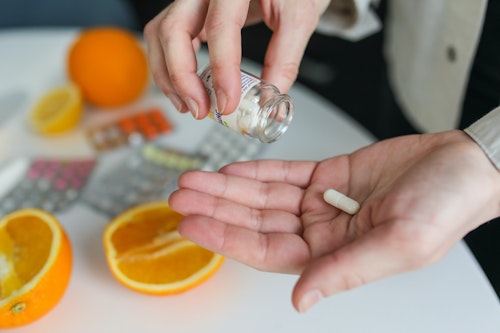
[0,28,499,333]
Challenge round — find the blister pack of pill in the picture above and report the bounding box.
[86,107,174,153]
[82,124,266,217]
[0,157,96,216]
[196,123,266,171]
[82,144,207,216]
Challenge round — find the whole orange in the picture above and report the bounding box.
[67,27,149,108]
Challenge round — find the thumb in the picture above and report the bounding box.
[260,14,318,93]
[291,226,431,313]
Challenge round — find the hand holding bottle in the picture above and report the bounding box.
[143,0,332,119]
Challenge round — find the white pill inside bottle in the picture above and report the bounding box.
[199,66,294,143]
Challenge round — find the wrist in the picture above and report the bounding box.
[458,130,500,222]
[464,107,500,171]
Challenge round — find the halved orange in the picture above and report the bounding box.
[0,209,72,329]
[28,84,83,135]
[103,201,224,295]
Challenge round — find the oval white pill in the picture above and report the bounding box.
[323,189,360,215]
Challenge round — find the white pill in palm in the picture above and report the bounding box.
[323,189,360,215]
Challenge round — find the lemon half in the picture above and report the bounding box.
[29,84,83,135]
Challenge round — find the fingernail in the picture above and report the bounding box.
[166,93,182,112]
[215,90,227,115]
[298,290,323,313]
[185,97,199,119]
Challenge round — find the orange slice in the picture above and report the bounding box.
[103,201,224,295]
[0,209,72,329]
[28,84,83,135]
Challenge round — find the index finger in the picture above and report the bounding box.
[204,0,252,115]
[220,160,319,188]
[158,0,211,118]
[176,170,305,213]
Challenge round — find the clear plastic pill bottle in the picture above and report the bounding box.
[199,66,294,143]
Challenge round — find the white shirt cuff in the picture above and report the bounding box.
[316,0,381,41]
[464,106,500,171]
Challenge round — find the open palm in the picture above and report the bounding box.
[169,130,500,311]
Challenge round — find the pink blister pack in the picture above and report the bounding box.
[0,157,96,215]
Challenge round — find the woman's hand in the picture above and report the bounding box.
[169,130,500,312]
[143,0,331,118]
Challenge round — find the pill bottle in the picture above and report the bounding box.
[199,66,294,143]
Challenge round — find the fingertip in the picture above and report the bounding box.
[215,89,227,115]
[261,64,297,95]
[174,173,189,190]
[166,93,184,112]
[292,270,319,313]
[178,216,225,253]
[172,76,210,119]
[294,289,324,313]
[291,256,341,313]
[176,169,199,187]
[185,97,199,119]
[167,189,181,210]
[216,76,242,116]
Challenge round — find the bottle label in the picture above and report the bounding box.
[200,69,260,131]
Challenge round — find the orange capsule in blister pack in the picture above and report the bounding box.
[119,118,136,135]
[86,107,174,152]
[150,108,173,133]
[135,113,157,140]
